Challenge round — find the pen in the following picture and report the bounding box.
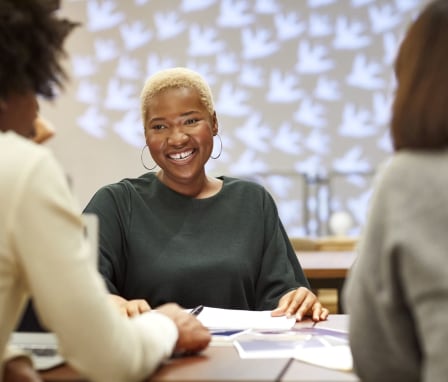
[190,305,204,316]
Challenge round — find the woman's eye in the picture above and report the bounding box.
[152,124,165,130]
[185,118,199,125]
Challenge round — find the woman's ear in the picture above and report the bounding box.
[33,116,55,144]
[0,99,7,112]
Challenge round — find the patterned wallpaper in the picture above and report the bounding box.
[45,0,426,237]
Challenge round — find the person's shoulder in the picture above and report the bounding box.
[1,133,66,209]
[98,172,156,194]
[382,150,448,185]
[222,175,266,192]
[375,151,448,214]
[118,172,156,189]
[222,175,262,188]
[2,130,49,155]
[221,176,274,204]
[1,131,54,172]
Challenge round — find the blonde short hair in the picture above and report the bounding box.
[140,67,215,130]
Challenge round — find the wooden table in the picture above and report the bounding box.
[40,315,358,382]
[40,347,287,382]
[296,251,357,313]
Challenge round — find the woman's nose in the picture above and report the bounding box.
[167,127,189,146]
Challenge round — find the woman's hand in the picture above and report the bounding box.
[3,356,42,382]
[271,287,329,321]
[109,294,151,317]
[156,303,211,355]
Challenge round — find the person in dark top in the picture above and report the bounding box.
[84,67,329,322]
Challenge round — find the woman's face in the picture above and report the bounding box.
[144,86,218,188]
[0,91,38,139]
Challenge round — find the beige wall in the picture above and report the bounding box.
[42,0,427,236]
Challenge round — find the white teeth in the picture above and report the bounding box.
[169,150,193,160]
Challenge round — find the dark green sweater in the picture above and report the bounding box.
[84,173,309,310]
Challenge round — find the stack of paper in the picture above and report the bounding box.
[193,307,353,372]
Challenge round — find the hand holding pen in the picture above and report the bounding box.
[156,303,211,356]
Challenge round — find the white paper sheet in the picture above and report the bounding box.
[195,306,296,330]
[233,325,353,371]
[234,336,311,359]
[295,345,353,371]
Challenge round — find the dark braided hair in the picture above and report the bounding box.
[0,0,79,99]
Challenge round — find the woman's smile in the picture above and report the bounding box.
[167,149,196,161]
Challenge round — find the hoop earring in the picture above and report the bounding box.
[140,145,157,170]
[211,134,222,159]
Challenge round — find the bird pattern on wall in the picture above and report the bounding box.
[61,0,423,236]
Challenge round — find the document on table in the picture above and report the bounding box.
[234,326,353,371]
[234,336,311,359]
[294,345,353,371]
[195,306,296,330]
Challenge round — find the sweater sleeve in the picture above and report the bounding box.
[11,152,177,382]
[279,221,310,287]
[255,191,310,309]
[398,202,448,382]
[83,185,129,295]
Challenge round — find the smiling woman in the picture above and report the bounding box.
[83,67,330,322]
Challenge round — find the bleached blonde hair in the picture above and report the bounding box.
[140,67,215,130]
